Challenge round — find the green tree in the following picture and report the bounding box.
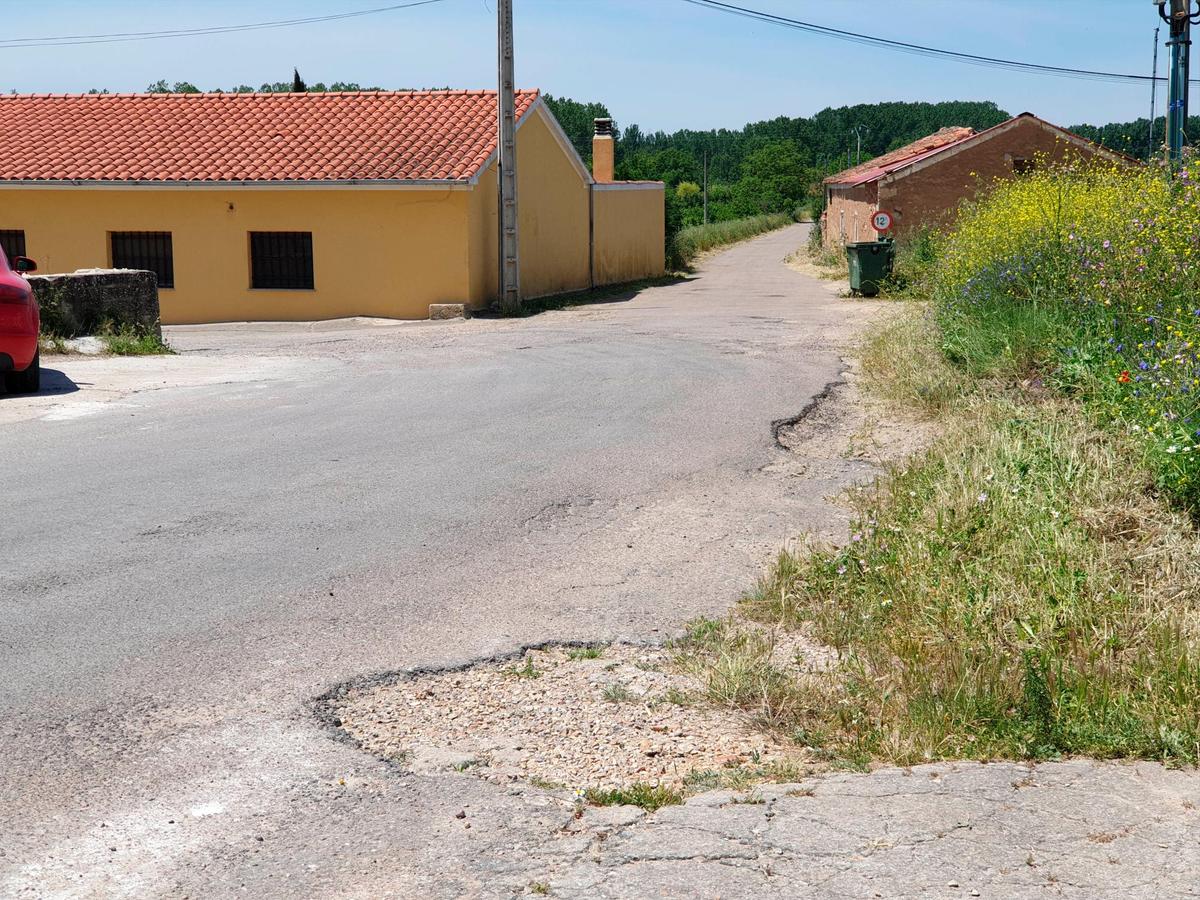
[146,80,200,94]
[543,94,614,164]
[292,69,307,92]
[731,141,807,216]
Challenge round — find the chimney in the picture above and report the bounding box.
[592,118,614,183]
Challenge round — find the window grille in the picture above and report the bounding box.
[111,231,174,288]
[0,230,27,263]
[250,232,314,290]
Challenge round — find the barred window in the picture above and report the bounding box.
[250,232,314,290]
[0,230,27,263]
[111,231,174,288]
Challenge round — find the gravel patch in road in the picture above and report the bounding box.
[335,644,803,791]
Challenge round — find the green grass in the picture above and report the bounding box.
[681,310,1200,767]
[506,658,542,680]
[565,645,605,661]
[670,212,794,269]
[98,322,172,356]
[584,782,684,812]
[38,322,173,356]
[683,759,811,792]
[601,683,633,703]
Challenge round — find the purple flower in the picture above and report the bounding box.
[1103,240,1112,250]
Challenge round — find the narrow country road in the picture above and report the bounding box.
[5,225,1194,899]
[0,224,864,895]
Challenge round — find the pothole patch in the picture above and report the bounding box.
[329,644,805,791]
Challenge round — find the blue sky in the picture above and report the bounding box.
[3,1,1176,132]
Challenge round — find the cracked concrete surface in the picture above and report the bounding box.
[549,761,1199,898]
[2,224,1195,898]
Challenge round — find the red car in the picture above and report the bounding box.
[0,251,39,393]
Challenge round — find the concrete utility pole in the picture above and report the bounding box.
[497,0,520,314]
[1159,0,1199,164]
[850,124,870,165]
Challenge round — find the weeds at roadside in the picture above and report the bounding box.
[584,783,683,812]
[566,645,605,661]
[38,322,172,356]
[506,658,542,680]
[661,687,696,707]
[670,212,794,269]
[673,617,827,734]
[601,683,633,703]
[99,322,172,356]
[680,307,1200,768]
[683,759,811,792]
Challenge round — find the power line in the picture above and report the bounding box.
[0,0,449,49]
[681,0,1200,86]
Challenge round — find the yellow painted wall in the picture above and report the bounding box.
[0,187,472,324]
[469,107,592,305]
[0,103,664,323]
[593,188,665,285]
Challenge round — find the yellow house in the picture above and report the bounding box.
[0,90,664,324]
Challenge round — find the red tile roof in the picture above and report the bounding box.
[825,126,976,187]
[0,90,540,183]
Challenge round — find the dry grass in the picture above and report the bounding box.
[683,309,1200,766]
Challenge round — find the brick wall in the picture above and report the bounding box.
[884,117,1112,240]
[823,181,878,248]
[824,117,1119,247]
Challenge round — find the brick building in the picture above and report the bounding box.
[821,113,1133,248]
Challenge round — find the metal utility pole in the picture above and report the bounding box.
[1159,0,1199,165]
[496,0,520,314]
[1150,25,1161,159]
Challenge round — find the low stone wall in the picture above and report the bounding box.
[28,269,161,338]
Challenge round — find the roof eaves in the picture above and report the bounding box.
[886,113,1143,185]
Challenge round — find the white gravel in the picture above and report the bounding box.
[335,644,802,790]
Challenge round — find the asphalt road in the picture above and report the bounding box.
[0,225,868,895]
[5,225,1195,899]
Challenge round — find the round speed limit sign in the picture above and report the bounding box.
[871,210,894,232]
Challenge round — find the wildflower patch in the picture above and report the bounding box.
[931,160,1200,509]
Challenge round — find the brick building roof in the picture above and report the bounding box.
[825,126,976,187]
[825,114,1139,189]
[0,90,540,183]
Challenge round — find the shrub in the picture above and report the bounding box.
[669,212,793,269]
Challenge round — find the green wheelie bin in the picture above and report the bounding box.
[845,240,895,296]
